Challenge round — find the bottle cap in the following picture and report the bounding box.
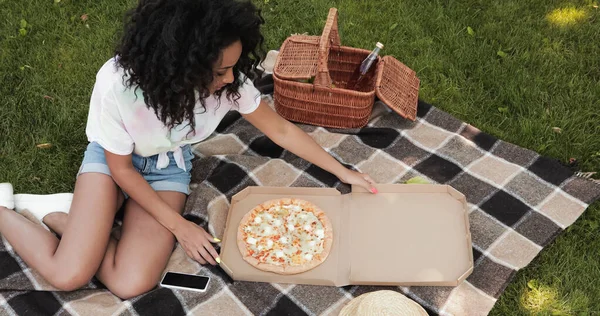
[376,42,384,49]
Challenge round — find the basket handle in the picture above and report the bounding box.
[314,8,341,88]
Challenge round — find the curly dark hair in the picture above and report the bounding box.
[115,0,265,130]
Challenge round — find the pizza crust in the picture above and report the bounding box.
[237,198,333,275]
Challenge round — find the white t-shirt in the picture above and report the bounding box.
[85,58,261,171]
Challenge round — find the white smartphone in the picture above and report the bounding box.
[159,272,210,292]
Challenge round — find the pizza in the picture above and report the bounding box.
[237,198,333,274]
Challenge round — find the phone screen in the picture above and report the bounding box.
[161,272,209,291]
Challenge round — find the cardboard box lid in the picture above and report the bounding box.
[220,185,473,287]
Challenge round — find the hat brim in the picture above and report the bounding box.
[339,290,428,316]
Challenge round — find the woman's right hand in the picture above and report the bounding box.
[174,220,220,265]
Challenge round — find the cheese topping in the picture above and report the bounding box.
[242,202,326,266]
[315,229,324,239]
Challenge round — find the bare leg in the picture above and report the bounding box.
[42,212,68,235]
[44,192,124,236]
[0,173,120,291]
[96,191,187,299]
[39,191,187,299]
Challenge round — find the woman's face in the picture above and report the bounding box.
[210,40,242,94]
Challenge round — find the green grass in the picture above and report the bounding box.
[1,0,599,313]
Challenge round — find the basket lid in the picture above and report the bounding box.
[375,56,420,121]
[273,35,320,80]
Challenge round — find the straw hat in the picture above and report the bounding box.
[339,290,428,316]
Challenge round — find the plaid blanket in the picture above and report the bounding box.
[1,97,599,316]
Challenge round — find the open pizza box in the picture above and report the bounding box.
[219,184,474,287]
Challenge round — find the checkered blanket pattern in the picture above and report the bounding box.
[1,98,599,316]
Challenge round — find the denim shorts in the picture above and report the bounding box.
[77,142,193,196]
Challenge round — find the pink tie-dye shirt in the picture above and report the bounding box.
[85,58,261,171]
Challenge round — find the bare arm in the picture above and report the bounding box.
[242,101,377,192]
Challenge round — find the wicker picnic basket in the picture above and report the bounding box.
[272,8,420,129]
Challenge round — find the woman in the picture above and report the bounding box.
[0,0,376,299]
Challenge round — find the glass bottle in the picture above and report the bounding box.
[345,42,384,91]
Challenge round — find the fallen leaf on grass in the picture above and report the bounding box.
[467,26,475,36]
[20,19,27,28]
[498,107,509,114]
[19,28,27,36]
[497,50,507,58]
[568,158,577,166]
[81,14,88,22]
[36,143,53,149]
[389,23,398,31]
[43,95,54,100]
[552,127,562,134]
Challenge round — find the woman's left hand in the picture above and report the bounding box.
[338,169,378,194]
[241,102,377,195]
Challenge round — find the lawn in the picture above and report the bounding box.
[1,0,599,314]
